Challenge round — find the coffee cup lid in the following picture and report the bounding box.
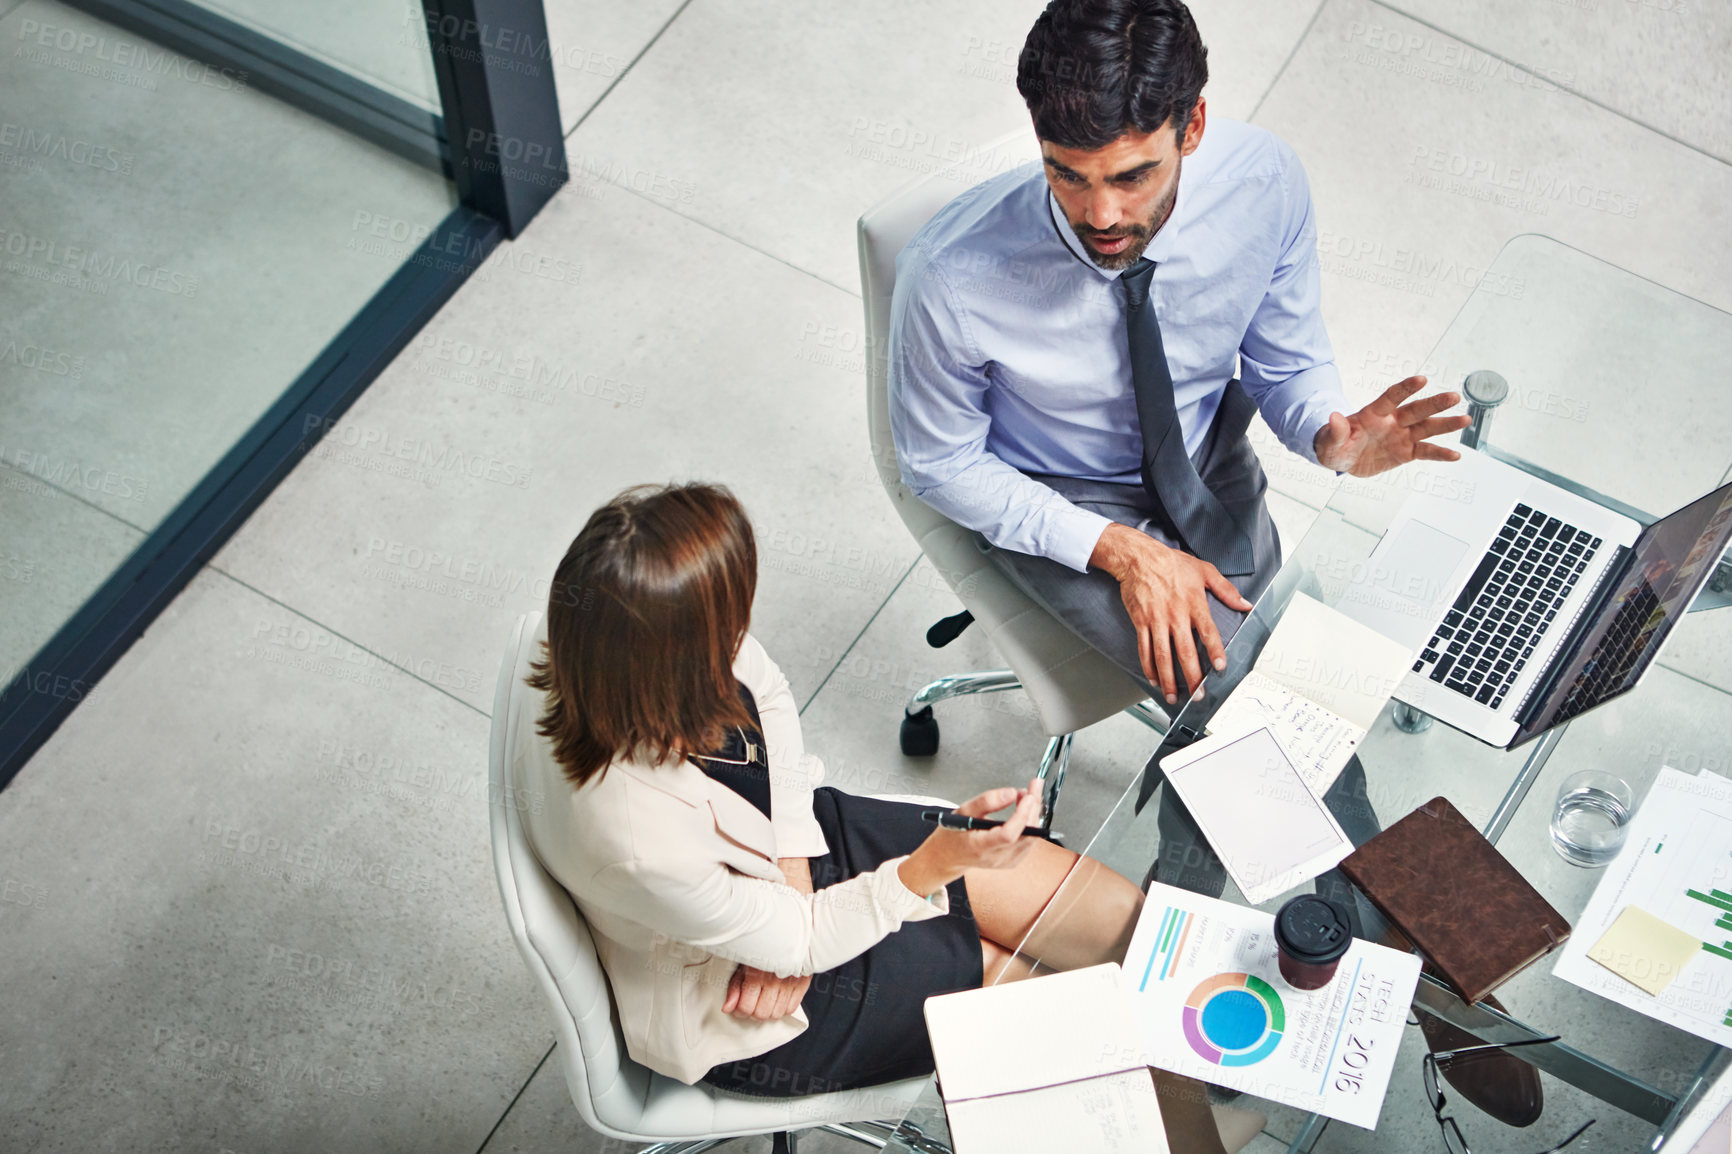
[1275,895,1352,963]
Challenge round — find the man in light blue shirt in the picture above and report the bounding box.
[889,3,1468,714]
[887,8,1559,1126]
[890,0,1479,987]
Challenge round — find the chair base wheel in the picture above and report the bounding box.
[900,706,939,757]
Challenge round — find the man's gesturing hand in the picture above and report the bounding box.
[1090,523,1251,705]
[1313,376,1473,477]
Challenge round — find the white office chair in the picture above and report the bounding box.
[856,132,1168,823]
[488,613,945,1153]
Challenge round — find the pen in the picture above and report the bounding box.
[920,809,1060,839]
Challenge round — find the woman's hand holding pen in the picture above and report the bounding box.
[726,787,1044,1014]
[897,779,1044,899]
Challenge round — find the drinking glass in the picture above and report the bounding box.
[1549,771,1634,867]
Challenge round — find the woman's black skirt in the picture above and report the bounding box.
[698,787,984,1096]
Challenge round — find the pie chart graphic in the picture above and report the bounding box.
[1182,973,1285,1067]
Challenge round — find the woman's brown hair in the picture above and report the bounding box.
[528,482,758,786]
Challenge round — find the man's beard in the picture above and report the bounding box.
[1072,158,1181,271]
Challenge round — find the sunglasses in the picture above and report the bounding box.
[1422,1036,1596,1154]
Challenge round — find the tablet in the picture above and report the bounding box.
[1159,726,1353,905]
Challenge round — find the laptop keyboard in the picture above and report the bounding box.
[1410,503,1601,710]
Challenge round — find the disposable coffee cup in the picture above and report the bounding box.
[1273,895,1352,991]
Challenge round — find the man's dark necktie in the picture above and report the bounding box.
[1120,259,1255,577]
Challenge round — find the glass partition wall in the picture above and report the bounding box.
[184,0,444,112]
[0,0,565,782]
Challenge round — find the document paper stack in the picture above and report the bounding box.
[1555,766,1732,1049]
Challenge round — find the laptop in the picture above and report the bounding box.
[1339,447,1732,749]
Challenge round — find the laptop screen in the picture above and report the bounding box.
[1512,482,1732,747]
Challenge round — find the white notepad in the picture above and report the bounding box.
[1205,593,1416,796]
[1159,726,1353,905]
[924,964,1169,1154]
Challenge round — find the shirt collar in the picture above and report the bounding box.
[1045,157,1188,277]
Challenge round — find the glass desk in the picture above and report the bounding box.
[884,236,1732,1153]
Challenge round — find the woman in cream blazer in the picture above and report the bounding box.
[515,482,1149,1101]
[516,619,970,1085]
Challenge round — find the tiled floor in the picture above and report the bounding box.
[3,0,1729,1151]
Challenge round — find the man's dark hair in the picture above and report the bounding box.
[1016,0,1208,150]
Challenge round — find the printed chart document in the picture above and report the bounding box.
[1555,766,1732,1047]
[1123,883,1422,1129]
[1160,727,1354,905]
[1207,594,1415,795]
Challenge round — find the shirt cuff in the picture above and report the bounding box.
[772,816,830,860]
[1251,362,1347,466]
[769,753,830,858]
[877,855,950,920]
[1295,407,1334,468]
[1048,507,1117,575]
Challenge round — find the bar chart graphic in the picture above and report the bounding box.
[1683,885,1732,1025]
[1684,887,1732,961]
[1137,905,1195,990]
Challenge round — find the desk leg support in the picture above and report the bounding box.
[1125,699,1172,735]
[883,1120,954,1154]
[1283,1113,1328,1153]
[1390,701,1433,735]
[1647,1046,1732,1151]
[1480,722,1569,846]
[1686,554,1732,614]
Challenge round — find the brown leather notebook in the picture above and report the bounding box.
[1339,796,1570,1004]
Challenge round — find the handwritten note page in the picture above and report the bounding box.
[1203,593,1418,795]
[1207,672,1363,796]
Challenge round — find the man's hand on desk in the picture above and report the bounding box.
[1090,523,1253,706]
[722,857,815,1022]
[1313,375,1473,477]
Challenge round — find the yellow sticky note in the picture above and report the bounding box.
[1587,906,1701,997]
